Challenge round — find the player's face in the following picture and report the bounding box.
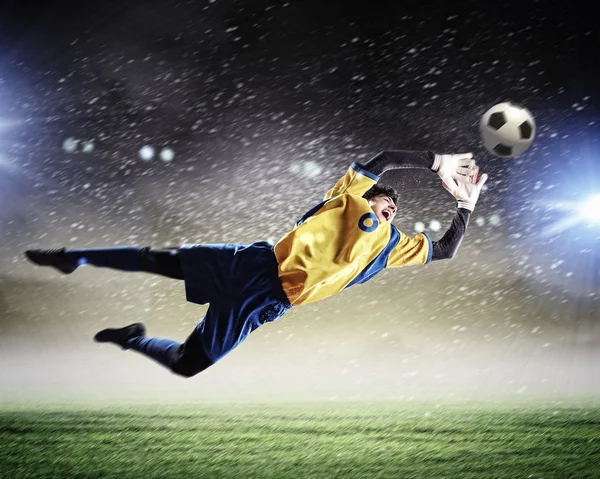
[368,194,397,223]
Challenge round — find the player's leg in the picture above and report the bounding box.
[174,242,291,368]
[95,302,288,378]
[94,322,184,371]
[94,242,291,378]
[95,300,274,379]
[164,299,280,378]
[169,292,290,375]
[25,246,184,280]
[94,318,214,377]
[163,321,214,377]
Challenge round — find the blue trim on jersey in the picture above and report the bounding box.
[344,225,401,289]
[421,232,433,264]
[358,212,378,232]
[351,162,380,182]
[296,199,331,226]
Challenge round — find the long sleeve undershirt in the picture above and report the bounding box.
[359,150,436,176]
[358,149,471,261]
[430,207,470,261]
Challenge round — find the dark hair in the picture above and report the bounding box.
[363,184,398,205]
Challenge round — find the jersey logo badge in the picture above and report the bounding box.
[358,212,378,232]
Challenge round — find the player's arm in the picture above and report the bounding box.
[361,150,479,194]
[430,208,471,261]
[386,208,470,267]
[386,171,489,267]
[323,150,478,201]
[432,172,489,261]
[360,150,436,175]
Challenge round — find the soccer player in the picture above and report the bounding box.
[25,150,488,378]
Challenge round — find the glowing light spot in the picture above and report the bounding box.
[139,145,155,161]
[489,214,501,226]
[160,147,175,162]
[414,221,425,233]
[303,161,323,178]
[82,141,95,153]
[429,220,441,232]
[475,216,485,226]
[62,137,78,153]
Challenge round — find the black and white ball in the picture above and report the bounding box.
[480,102,536,157]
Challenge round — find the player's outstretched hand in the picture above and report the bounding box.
[442,171,489,212]
[432,153,480,195]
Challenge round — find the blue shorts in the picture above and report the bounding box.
[177,241,292,363]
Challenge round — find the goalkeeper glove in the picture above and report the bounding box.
[442,172,489,212]
[431,152,480,195]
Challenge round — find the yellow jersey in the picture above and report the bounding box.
[274,162,432,306]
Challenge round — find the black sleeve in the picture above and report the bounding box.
[431,208,471,261]
[358,150,436,177]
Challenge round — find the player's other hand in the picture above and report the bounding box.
[442,171,488,212]
[432,153,480,195]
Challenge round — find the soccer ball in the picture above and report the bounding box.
[480,102,536,157]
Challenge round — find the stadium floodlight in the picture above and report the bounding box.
[581,194,600,223]
[540,192,600,237]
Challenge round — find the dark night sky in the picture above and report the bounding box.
[0,0,598,402]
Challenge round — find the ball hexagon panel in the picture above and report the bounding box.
[493,144,512,157]
[488,112,507,130]
[519,121,533,139]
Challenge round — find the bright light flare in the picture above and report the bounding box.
[541,192,600,237]
[581,194,600,222]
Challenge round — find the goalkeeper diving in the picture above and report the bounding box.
[25,150,488,378]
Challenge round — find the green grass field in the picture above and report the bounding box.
[1,402,599,478]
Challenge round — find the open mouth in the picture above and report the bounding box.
[382,209,391,221]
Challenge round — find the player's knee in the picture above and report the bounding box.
[171,368,198,379]
[137,246,156,269]
[170,359,212,378]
